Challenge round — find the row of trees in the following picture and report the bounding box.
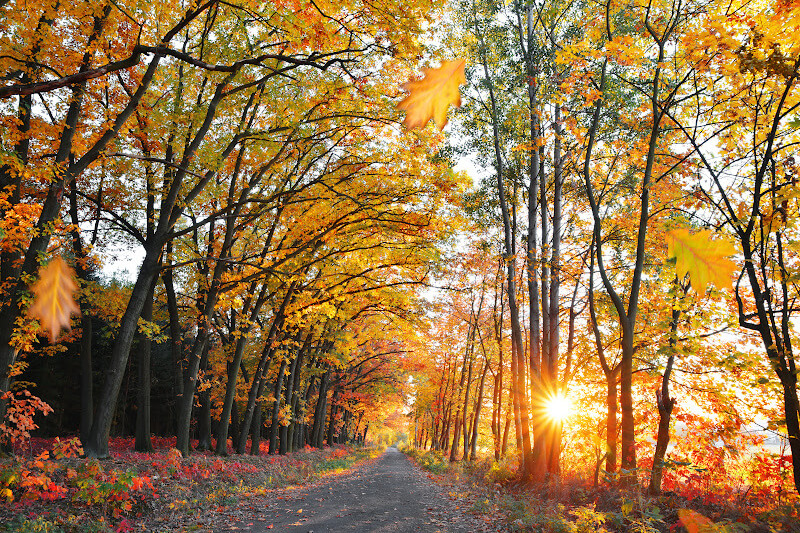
[0,0,461,457]
[411,0,800,495]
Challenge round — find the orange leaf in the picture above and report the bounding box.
[677,508,715,533]
[397,59,466,131]
[28,257,80,343]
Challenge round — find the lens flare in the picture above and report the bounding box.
[544,393,572,422]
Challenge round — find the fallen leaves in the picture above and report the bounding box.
[397,59,466,131]
[677,508,715,533]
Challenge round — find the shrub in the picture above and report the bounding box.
[485,458,516,485]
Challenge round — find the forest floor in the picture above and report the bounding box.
[0,438,498,532]
[0,437,405,532]
[6,437,800,531]
[402,447,800,532]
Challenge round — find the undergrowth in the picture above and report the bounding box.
[401,446,800,532]
[0,437,379,532]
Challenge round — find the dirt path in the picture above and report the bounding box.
[231,447,500,532]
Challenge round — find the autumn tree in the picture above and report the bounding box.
[664,0,800,492]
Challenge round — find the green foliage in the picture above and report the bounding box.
[1,516,65,533]
[618,496,664,533]
[401,447,450,474]
[497,497,571,532]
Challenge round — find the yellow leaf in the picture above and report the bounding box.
[677,508,715,533]
[665,228,737,294]
[28,257,80,343]
[397,59,466,131]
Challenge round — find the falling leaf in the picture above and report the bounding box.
[397,59,466,131]
[28,256,80,343]
[677,508,715,533]
[665,228,737,294]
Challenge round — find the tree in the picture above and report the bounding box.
[665,0,800,492]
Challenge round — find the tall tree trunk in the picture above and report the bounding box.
[502,410,511,456]
[545,106,563,475]
[215,284,269,454]
[450,335,471,462]
[280,347,304,454]
[589,243,620,478]
[162,245,184,431]
[134,284,155,452]
[85,241,164,458]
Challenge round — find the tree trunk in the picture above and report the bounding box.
[79,315,93,445]
[250,375,268,455]
[162,244,184,408]
[649,285,681,494]
[134,284,155,452]
[236,286,295,454]
[476,32,534,480]
[196,344,213,451]
[470,359,490,461]
[326,388,340,446]
[215,285,269,454]
[269,355,289,453]
[85,242,163,458]
[279,352,300,454]
[311,368,330,448]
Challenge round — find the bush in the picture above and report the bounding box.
[402,447,450,474]
[485,457,516,485]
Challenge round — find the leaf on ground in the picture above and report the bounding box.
[677,508,715,533]
[397,59,466,131]
[665,228,737,293]
[28,256,80,343]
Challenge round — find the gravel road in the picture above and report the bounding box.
[235,447,500,532]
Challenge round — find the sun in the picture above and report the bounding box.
[544,393,572,423]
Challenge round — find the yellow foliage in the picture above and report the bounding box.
[665,228,737,294]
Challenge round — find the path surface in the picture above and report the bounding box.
[235,447,500,532]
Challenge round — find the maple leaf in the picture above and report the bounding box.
[665,228,737,294]
[28,257,81,343]
[397,59,466,131]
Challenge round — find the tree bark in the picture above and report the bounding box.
[134,284,155,452]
